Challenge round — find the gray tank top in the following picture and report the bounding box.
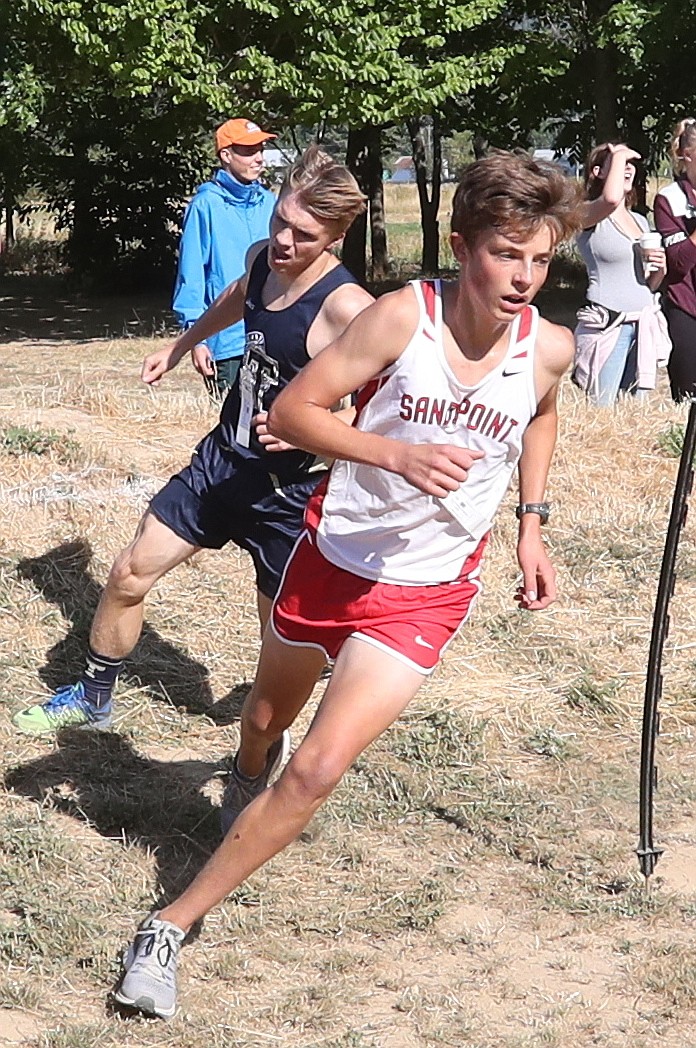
[576,213,653,313]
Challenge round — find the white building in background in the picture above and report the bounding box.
[387,148,578,184]
[264,148,297,172]
[388,156,451,183]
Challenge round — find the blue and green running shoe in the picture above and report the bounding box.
[12,682,112,735]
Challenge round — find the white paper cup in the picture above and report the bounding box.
[640,231,663,277]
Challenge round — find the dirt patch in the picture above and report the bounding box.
[657,844,696,895]
[0,1011,40,1044]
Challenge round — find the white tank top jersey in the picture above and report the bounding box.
[315,279,540,585]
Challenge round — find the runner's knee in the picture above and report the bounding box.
[280,746,345,808]
[105,549,157,605]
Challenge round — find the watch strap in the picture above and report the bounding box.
[515,502,551,523]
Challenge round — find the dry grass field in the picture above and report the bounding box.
[3,194,696,1047]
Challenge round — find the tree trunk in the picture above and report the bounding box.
[343,127,369,286]
[366,127,388,282]
[473,134,488,160]
[3,197,15,250]
[625,112,650,215]
[67,138,118,276]
[408,116,442,276]
[593,46,619,143]
[344,125,388,285]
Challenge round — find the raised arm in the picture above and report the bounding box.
[581,144,641,229]
[268,286,483,497]
[142,243,267,385]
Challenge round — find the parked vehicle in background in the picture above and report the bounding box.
[533,149,580,177]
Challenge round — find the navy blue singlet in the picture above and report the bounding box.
[219,252,357,477]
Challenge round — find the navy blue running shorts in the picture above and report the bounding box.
[149,428,325,599]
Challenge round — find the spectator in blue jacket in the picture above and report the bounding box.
[173,118,277,397]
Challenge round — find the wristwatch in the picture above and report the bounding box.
[515,502,551,524]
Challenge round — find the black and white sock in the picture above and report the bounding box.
[80,646,124,708]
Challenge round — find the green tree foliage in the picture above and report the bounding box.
[0,0,231,282]
[227,0,513,278]
[1,0,518,282]
[7,0,693,282]
[228,0,510,125]
[467,0,696,183]
[49,92,215,287]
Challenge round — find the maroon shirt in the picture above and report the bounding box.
[654,177,696,318]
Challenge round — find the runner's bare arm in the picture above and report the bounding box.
[530,317,574,422]
[141,242,268,385]
[312,282,375,352]
[256,280,375,451]
[515,321,574,611]
[268,286,483,496]
[255,403,358,453]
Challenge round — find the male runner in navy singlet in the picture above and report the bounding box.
[113,150,583,1020]
[13,147,372,736]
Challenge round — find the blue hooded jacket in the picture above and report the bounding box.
[172,170,276,361]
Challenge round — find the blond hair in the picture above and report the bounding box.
[280,145,366,235]
[670,118,696,176]
[451,149,582,247]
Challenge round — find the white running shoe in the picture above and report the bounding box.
[113,911,185,1019]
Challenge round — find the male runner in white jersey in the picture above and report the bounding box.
[13,147,371,736]
[113,150,582,1019]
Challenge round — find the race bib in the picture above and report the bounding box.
[438,485,492,540]
[236,368,255,448]
[235,331,280,449]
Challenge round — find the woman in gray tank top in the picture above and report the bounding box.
[574,142,668,406]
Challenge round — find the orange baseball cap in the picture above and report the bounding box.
[215,118,276,152]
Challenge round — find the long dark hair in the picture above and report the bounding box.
[584,142,637,210]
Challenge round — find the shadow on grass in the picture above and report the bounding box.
[16,538,251,725]
[4,729,223,903]
[0,274,174,344]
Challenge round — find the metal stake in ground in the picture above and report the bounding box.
[636,397,696,882]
